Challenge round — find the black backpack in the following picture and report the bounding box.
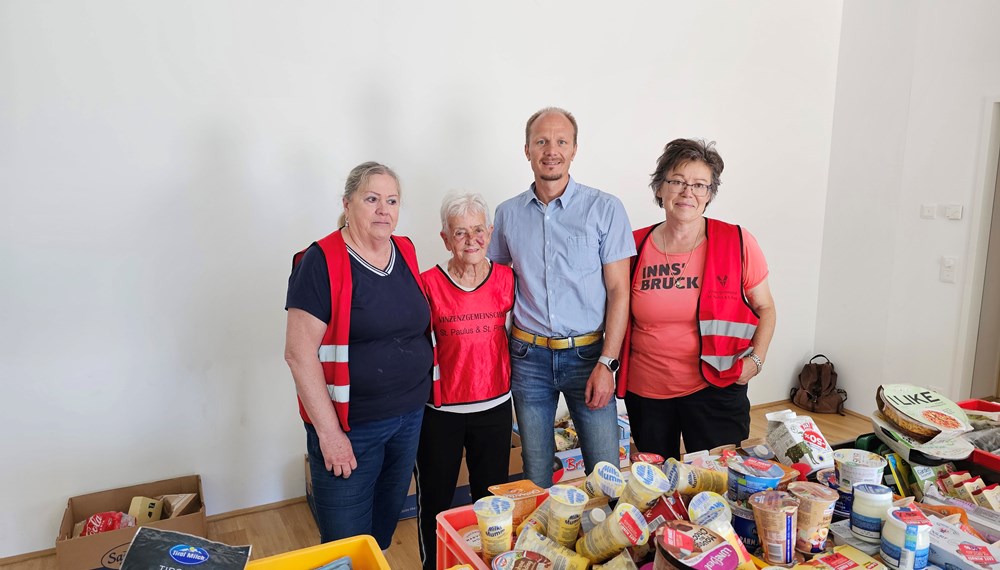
[790,354,848,415]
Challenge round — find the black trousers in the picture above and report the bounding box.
[624,383,750,460]
[414,400,512,570]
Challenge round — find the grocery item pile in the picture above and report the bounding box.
[454,384,1000,570]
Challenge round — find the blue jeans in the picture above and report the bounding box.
[305,405,423,549]
[509,337,620,488]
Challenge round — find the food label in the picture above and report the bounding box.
[959,544,998,566]
[619,511,644,543]
[815,552,860,570]
[850,512,883,539]
[880,538,928,570]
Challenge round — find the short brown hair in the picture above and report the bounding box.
[524,107,578,145]
[649,139,724,207]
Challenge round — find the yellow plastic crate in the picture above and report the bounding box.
[246,535,389,570]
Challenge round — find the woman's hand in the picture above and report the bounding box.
[736,356,759,385]
[318,428,358,478]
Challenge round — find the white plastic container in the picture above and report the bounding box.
[880,506,932,570]
[850,483,893,543]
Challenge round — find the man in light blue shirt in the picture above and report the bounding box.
[488,107,635,487]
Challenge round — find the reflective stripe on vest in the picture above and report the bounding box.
[326,384,349,403]
[433,364,441,382]
[318,344,348,363]
[699,319,756,340]
[701,348,754,373]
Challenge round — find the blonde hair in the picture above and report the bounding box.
[338,161,400,227]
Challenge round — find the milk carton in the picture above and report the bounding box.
[765,410,835,474]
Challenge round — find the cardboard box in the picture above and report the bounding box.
[512,415,631,483]
[55,475,206,570]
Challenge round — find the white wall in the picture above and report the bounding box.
[817,0,1000,416]
[0,1,842,557]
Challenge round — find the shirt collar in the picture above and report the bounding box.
[525,176,577,208]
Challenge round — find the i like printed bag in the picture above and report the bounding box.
[790,354,847,415]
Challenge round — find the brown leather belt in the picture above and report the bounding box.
[511,325,603,350]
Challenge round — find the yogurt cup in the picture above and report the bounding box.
[787,481,839,553]
[833,449,888,491]
[727,456,785,505]
[666,458,728,495]
[514,527,590,570]
[749,490,800,565]
[687,491,731,522]
[620,462,673,512]
[816,467,854,521]
[880,506,932,570]
[474,495,515,563]
[575,502,650,563]
[729,498,760,554]
[584,461,626,499]
[693,506,754,566]
[546,484,589,548]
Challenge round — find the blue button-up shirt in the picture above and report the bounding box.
[488,177,635,337]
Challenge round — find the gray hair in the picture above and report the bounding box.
[650,139,724,207]
[525,107,578,146]
[339,161,400,227]
[439,192,491,233]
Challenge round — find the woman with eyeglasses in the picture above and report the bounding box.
[413,192,515,570]
[617,139,776,460]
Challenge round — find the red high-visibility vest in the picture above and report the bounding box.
[291,230,430,432]
[617,218,759,396]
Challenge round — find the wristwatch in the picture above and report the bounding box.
[598,355,621,373]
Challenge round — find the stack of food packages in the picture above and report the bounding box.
[464,385,1000,570]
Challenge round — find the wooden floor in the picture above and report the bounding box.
[1,401,870,570]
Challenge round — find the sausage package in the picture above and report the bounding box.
[120,527,250,570]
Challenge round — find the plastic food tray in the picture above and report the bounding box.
[245,534,389,570]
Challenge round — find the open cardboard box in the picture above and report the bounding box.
[55,475,206,570]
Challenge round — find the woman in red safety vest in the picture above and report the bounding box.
[414,192,515,570]
[618,139,777,460]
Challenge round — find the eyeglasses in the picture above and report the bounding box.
[451,226,488,240]
[663,179,712,198]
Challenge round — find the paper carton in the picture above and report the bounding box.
[764,410,834,473]
[55,475,206,570]
[928,514,1000,570]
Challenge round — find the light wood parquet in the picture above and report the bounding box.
[0,400,871,570]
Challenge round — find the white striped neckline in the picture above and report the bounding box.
[345,243,395,276]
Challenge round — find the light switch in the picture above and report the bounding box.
[920,204,936,219]
[945,204,963,220]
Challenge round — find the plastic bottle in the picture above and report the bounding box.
[850,484,893,543]
[880,506,932,570]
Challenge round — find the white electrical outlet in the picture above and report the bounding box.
[940,257,958,283]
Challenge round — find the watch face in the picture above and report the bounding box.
[608,359,621,372]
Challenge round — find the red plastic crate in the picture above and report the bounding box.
[959,400,1000,475]
[959,399,1000,413]
[436,494,547,570]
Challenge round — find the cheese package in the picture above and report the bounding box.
[973,484,1000,512]
[954,477,986,504]
[793,544,887,570]
[876,385,972,443]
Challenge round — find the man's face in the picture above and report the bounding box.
[524,112,577,183]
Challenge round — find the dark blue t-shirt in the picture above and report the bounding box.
[285,242,433,423]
